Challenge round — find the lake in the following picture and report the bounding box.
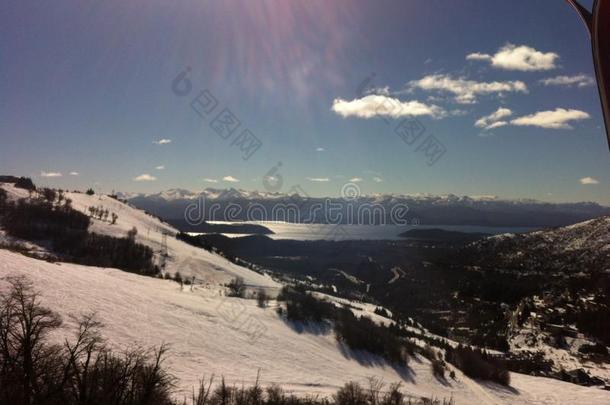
[200,221,538,241]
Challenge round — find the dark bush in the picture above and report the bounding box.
[279,286,335,323]
[227,277,245,298]
[431,359,446,379]
[334,309,406,366]
[41,188,57,203]
[257,288,269,308]
[578,342,608,355]
[445,345,510,386]
[576,309,610,346]
[0,188,7,208]
[374,307,391,318]
[14,177,36,191]
[333,381,367,405]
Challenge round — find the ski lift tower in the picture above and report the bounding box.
[566,0,610,151]
[159,231,168,270]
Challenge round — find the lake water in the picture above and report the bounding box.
[203,221,537,241]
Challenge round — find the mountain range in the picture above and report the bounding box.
[119,188,610,228]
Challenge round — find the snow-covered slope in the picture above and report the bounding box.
[1,250,610,404]
[1,183,279,291]
[467,215,610,276]
[484,216,610,254]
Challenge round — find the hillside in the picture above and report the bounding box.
[0,183,278,291]
[466,216,610,274]
[1,183,610,403]
[2,250,610,403]
[460,217,610,385]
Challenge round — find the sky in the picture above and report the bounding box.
[1,0,609,204]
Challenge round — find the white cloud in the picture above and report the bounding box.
[485,121,509,130]
[372,177,383,183]
[409,74,527,104]
[69,171,79,176]
[475,107,513,130]
[579,177,599,185]
[467,44,559,71]
[306,177,330,182]
[365,86,390,96]
[155,165,165,170]
[40,171,62,178]
[153,139,172,145]
[349,177,363,183]
[465,52,492,62]
[510,108,590,129]
[133,174,156,181]
[316,147,326,152]
[540,74,595,88]
[222,176,240,183]
[331,94,446,119]
[203,178,218,183]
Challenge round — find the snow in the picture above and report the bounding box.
[509,320,610,385]
[1,184,279,291]
[1,250,609,403]
[2,183,610,403]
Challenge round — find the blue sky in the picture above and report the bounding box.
[2,0,609,204]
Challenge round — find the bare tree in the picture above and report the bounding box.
[0,276,62,404]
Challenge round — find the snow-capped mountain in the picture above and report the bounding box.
[119,188,610,228]
[117,188,286,202]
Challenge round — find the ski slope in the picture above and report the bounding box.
[1,250,610,404]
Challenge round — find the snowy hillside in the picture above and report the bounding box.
[484,216,610,254]
[470,215,610,272]
[2,250,610,404]
[0,183,278,291]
